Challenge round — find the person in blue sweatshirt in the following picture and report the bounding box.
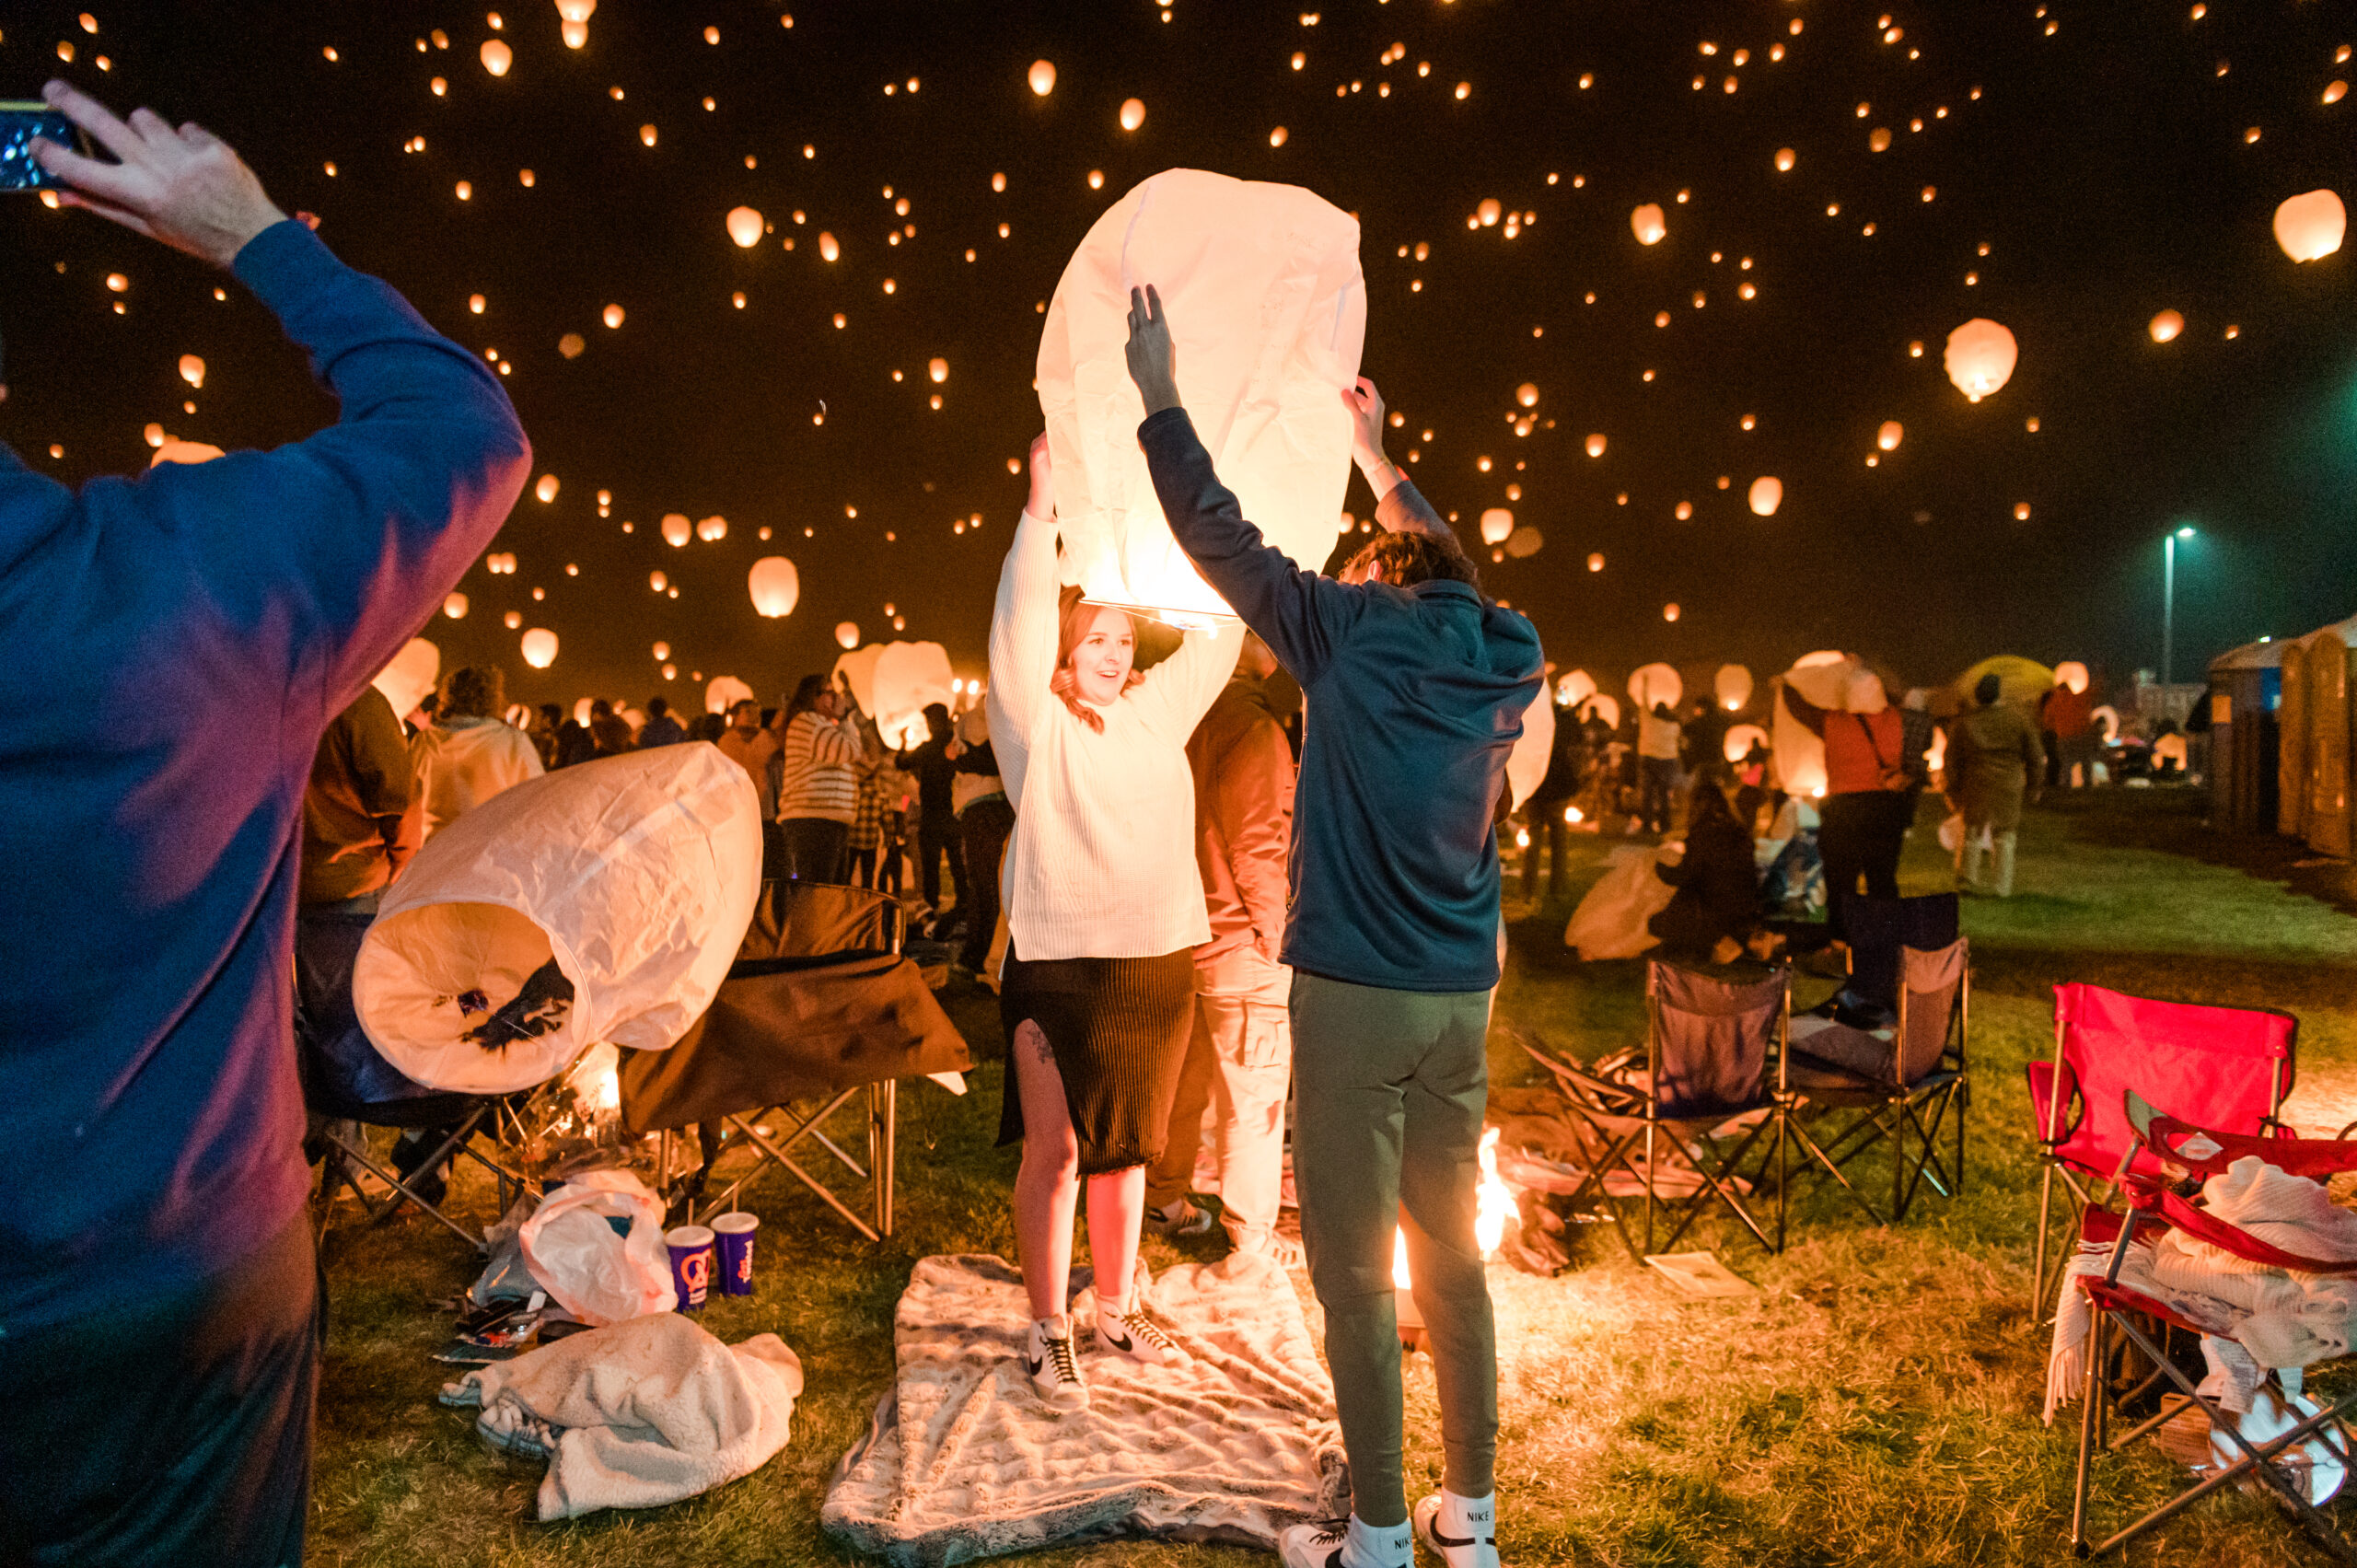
[1125,286,1539,1568]
[0,83,528,1567]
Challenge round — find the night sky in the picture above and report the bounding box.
[5,1,2354,713]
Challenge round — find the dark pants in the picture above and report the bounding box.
[780,817,850,883]
[958,796,1015,971]
[1817,791,1912,940]
[1639,757,1678,832]
[915,823,958,911]
[1520,807,1571,901]
[0,1217,320,1567]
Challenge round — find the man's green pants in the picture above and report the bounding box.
[1290,970,1498,1528]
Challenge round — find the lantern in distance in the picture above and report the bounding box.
[748,555,799,618]
[178,354,205,389]
[653,641,670,660]
[443,591,469,619]
[555,0,596,49]
[2054,659,2090,695]
[818,231,840,262]
[1119,97,1145,131]
[1663,603,1681,623]
[1479,507,1514,544]
[1944,318,2017,402]
[1747,475,1782,516]
[1876,420,1903,451]
[726,205,764,247]
[481,38,512,75]
[1631,203,1666,245]
[1774,147,1795,172]
[696,515,727,541]
[705,675,753,714]
[1723,722,1771,763]
[1557,668,1596,708]
[1629,661,1683,709]
[928,356,948,383]
[1504,527,1543,558]
[1515,382,1538,408]
[1585,433,1607,458]
[835,621,861,650]
[1028,59,1056,96]
[661,513,692,547]
[2148,309,2184,343]
[2273,189,2346,261]
[1477,198,1502,227]
[1715,663,1754,712]
[535,473,559,503]
[1586,552,1605,572]
[520,627,558,668]
[602,303,624,329]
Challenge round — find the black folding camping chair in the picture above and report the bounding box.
[1527,959,1794,1259]
[618,879,970,1241]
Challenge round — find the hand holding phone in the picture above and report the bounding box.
[21,80,286,269]
[0,103,91,191]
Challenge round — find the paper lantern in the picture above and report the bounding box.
[1629,662,1683,710]
[602,304,624,329]
[1956,655,2056,707]
[1944,318,2017,402]
[1747,476,1782,517]
[444,591,469,620]
[833,640,954,749]
[1585,433,1607,458]
[1504,683,1555,811]
[557,332,585,360]
[1038,168,1364,623]
[481,38,512,75]
[1774,147,1796,172]
[1505,527,1543,558]
[535,473,559,503]
[1631,203,1666,245]
[371,637,441,719]
[696,515,727,541]
[2273,189,2346,261]
[647,571,667,591]
[830,621,861,650]
[928,356,949,383]
[2090,704,2119,741]
[705,675,753,714]
[726,205,764,248]
[1771,652,1858,797]
[2054,660,2090,695]
[1515,382,1538,408]
[178,354,205,389]
[2148,309,2184,344]
[354,745,761,1094]
[1556,668,1596,708]
[1586,552,1605,572]
[150,440,225,467]
[1876,420,1904,451]
[1715,664,1754,712]
[1479,507,1515,544]
[1119,97,1145,131]
[651,642,671,661]
[1723,723,1771,763]
[818,231,840,262]
[556,0,595,50]
[747,555,800,618]
[661,514,692,547]
[1576,693,1621,729]
[1663,604,1681,623]
[1028,59,1056,96]
[520,628,558,668]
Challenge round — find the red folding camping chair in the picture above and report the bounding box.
[2028,983,2295,1318]
[2065,1090,2357,1560]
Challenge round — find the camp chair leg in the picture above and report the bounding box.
[1642,1122,1657,1260]
[869,1079,897,1237]
[724,1111,883,1242]
[318,1129,486,1251]
[1782,1113,1888,1227]
[2072,1312,2104,1554]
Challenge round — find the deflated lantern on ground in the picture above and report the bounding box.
[354,745,762,1095]
[1037,168,1365,624]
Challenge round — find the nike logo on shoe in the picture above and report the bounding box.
[1023,1353,1044,1376]
[1430,1527,1492,1549]
[1101,1326,1132,1351]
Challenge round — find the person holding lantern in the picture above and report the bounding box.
[1126,285,1540,1568]
[986,433,1242,1413]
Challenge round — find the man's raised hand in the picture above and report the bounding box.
[1124,285,1182,415]
[29,80,287,270]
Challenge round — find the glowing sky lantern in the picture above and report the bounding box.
[1723,723,1771,763]
[1630,203,1666,245]
[371,638,441,720]
[819,231,841,262]
[1747,475,1782,516]
[2054,660,2090,695]
[835,621,861,649]
[1504,527,1543,558]
[1876,420,1904,451]
[1515,382,1538,408]
[1028,59,1056,97]
[1662,603,1681,622]
[747,555,800,618]
[834,640,955,748]
[1119,97,1146,131]
[481,38,512,75]
[1775,147,1796,172]
[554,0,594,49]
[726,205,764,247]
[520,627,558,668]
[1477,198,1502,226]
[1943,318,2017,402]
[1039,168,1364,623]
[1586,552,1605,572]
[557,332,585,359]
[696,515,728,541]
[444,592,468,619]
[2273,189,2346,261]
[1715,663,1754,712]
[2148,308,2184,343]
[705,675,753,715]
[1556,668,1596,708]
[1585,433,1607,458]
[602,303,624,329]
[652,641,671,660]
[1628,662,1682,710]
[178,354,204,389]
[1479,507,1514,544]
[928,356,949,383]
[661,514,692,547]
[648,570,667,591]
[535,473,559,503]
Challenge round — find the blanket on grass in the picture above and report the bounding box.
[821,1252,1346,1566]
[440,1311,803,1520]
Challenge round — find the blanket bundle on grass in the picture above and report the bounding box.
[440,1311,803,1520]
[2045,1156,2357,1423]
[822,1252,1347,1567]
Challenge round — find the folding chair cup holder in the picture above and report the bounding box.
[2065,1090,2357,1561]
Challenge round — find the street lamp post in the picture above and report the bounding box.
[2163,525,2194,685]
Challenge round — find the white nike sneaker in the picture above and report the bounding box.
[1413,1492,1501,1568]
[1022,1314,1089,1411]
[1280,1515,1412,1568]
[1096,1302,1185,1365]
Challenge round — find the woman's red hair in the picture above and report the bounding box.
[1050,585,1143,733]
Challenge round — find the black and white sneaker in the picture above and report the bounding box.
[1412,1493,1501,1568]
[1022,1314,1089,1411]
[1096,1304,1184,1366]
[1277,1517,1353,1568]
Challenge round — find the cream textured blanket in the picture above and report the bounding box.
[822,1253,1347,1566]
[441,1311,803,1520]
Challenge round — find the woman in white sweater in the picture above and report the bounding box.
[987,434,1239,1412]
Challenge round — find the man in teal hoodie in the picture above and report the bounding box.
[1129,287,1540,1568]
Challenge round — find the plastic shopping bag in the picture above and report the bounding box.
[519,1168,678,1325]
[1562,845,1675,960]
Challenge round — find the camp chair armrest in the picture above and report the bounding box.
[2026,1059,2083,1146]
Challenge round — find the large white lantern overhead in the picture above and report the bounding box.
[2274,189,2346,261]
[747,556,799,618]
[520,627,558,668]
[1944,318,2017,402]
[1038,168,1365,624]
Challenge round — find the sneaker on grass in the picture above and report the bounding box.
[1022,1314,1088,1411]
[1145,1197,1217,1237]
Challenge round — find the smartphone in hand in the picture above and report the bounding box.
[0,102,95,192]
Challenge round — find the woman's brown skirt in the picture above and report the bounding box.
[997,946,1196,1176]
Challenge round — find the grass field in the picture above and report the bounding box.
[307,788,2357,1566]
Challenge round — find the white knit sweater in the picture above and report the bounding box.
[987,509,1239,961]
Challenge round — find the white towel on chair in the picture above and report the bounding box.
[2147,1157,2357,1371]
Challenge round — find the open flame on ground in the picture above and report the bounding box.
[1395,1127,1520,1294]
